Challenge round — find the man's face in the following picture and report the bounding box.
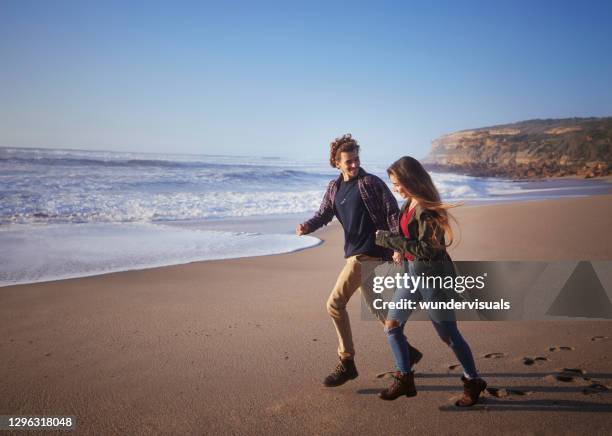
[336,151,360,181]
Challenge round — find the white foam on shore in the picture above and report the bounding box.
[0,222,320,287]
[2,147,545,225]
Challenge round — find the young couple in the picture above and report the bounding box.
[296,134,487,407]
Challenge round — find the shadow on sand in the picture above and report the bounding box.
[356,372,612,412]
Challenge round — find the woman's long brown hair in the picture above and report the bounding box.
[387,156,459,248]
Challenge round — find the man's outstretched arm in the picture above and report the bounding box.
[297,180,335,235]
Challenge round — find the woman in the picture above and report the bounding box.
[375,156,487,406]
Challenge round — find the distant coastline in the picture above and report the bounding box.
[424,117,612,179]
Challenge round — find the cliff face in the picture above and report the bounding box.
[423,118,612,178]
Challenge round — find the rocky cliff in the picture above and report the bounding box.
[423,117,612,178]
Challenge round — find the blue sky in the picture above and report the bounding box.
[1,0,611,162]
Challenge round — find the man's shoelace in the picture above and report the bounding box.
[333,362,346,376]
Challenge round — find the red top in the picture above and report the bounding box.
[399,207,416,261]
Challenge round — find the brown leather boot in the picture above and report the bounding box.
[455,376,487,407]
[323,358,358,387]
[378,371,417,400]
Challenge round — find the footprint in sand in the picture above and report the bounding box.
[375,371,396,379]
[554,374,576,382]
[486,387,533,398]
[544,374,574,383]
[582,382,611,395]
[486,387,509,398]
[483,352,506,359]
[591,336,610,342]
[561,367,586,375]
[448,363,461,370]
[548,346,575,352]
[522,356,549,366]
[544,368,590,384]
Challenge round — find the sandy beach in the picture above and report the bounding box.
[2,195,612,435]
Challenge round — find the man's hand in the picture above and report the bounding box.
[296,223,309,236]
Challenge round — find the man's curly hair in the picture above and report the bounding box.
[329,133,360,168]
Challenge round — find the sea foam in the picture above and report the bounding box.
[0,222,320,287]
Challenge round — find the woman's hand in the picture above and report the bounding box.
[375,230,386,245]
[392,251,402,265]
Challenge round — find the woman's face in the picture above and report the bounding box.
[389,173,411,199]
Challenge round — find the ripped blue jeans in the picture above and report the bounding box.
[385,262,479,378]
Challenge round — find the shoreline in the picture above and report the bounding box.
[3,191,612,288]
[0,236,326,289]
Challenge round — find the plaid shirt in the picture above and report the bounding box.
[304,168,400,234]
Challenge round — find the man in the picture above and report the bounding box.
[296,133,422,387]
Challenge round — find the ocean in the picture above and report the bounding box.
[1,147,609,287]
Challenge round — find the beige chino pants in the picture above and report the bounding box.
[326,254,386,360]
